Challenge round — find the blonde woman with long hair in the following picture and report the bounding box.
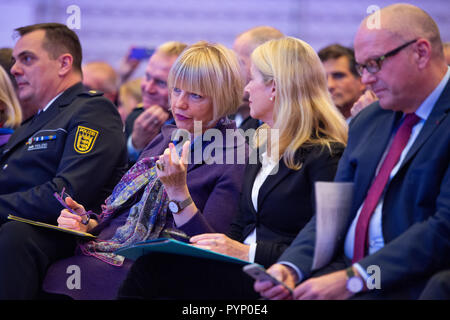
[0,66,22,146]
[117,36,347,300]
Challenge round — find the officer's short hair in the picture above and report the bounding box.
[14,23,83,73]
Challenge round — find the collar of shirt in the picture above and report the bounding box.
[414,66,450,121]
[39,92,64,114]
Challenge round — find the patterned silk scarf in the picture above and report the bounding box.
[80,156,169,266]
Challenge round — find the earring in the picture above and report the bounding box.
[269,97,274,101]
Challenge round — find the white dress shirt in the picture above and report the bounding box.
[243,151,279,262]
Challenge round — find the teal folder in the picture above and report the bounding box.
[115,238,250,265]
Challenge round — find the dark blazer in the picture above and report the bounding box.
[280,81,450,290]
[0,83,127,224]
[228,143,344,268]
[124,106,143,140]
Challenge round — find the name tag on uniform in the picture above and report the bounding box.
[27,143,48,151]
[26,135,56,151]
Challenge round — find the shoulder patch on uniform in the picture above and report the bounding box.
[74,126,99,154]
[78,90,104,97]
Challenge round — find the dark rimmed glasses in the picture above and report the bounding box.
[355,39,417,76]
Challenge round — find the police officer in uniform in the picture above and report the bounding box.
[0,23,127,299]
[0,23,127,224]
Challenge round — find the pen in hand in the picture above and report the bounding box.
[161,229,191,242]
[53,188,91,225]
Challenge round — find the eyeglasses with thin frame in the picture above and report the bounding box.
[355,39,418,76]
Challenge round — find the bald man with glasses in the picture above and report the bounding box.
[254,3,450,300]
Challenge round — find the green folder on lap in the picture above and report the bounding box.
[115,238,250,265]
[7,214,96,238]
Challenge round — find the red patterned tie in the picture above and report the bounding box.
[352,113,421,263]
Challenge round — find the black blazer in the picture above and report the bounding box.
[228,143,344,267]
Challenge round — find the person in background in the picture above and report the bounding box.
[0,66,22,147]
[117,36,347,300]
[117,77,142,123]
[254,3,450,300]
[231,26,284,131]
[318,44,368,122]
[444,42,450,65]
[82,61,119,104]
[0,48,17,91]
[125,41,187,166]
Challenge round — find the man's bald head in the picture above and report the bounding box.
[354,4,447,113]
[82,61,119,102]
[359,4,444,59]
[233,26,284,84]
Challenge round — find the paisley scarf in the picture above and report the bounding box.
[80,156,169,266]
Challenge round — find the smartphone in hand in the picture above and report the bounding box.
[243,263,293,295]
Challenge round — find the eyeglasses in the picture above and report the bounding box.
[355,39,417,76]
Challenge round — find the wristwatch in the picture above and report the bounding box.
[346,267,364,293]
[168,197,193,214]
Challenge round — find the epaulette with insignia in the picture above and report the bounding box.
[78,90,104,97]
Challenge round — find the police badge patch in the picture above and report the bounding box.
[74,126,99,154]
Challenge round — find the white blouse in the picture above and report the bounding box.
[244,151,279,262]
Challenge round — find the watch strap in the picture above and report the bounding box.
[178,196,193,210]
[346,267,356,279]
[169,196,193,213]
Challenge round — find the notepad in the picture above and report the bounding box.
[115,238,250,265]
[7,214,96,238]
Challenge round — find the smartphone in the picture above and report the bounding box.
[129,47,155,60]
[243,263,293,295]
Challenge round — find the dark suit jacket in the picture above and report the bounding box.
[227,143,344,268]
[124,106,143,140]
[0,83,128,224]
[280,81,450,291]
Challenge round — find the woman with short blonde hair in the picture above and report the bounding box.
[251,36,347,169]
[168,41,243,129]
[41,41,249,299]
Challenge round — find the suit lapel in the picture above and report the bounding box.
[399,82,450,170]
[243,157,262,216]
[353,110,402,210]
[256,155,293,212]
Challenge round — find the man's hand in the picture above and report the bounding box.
[131,105,170,150]
[351,90,378,117]
[293,270,353,300]
[254,264,297,300]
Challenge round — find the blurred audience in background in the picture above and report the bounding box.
[318,44,368,122]
[0,48,17,91]
[0,66,22,147]
[231,26,284,131]
[125,41,187,166]
[117,78,142,123]
[444,42,450,64]
[82,61,119,104]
